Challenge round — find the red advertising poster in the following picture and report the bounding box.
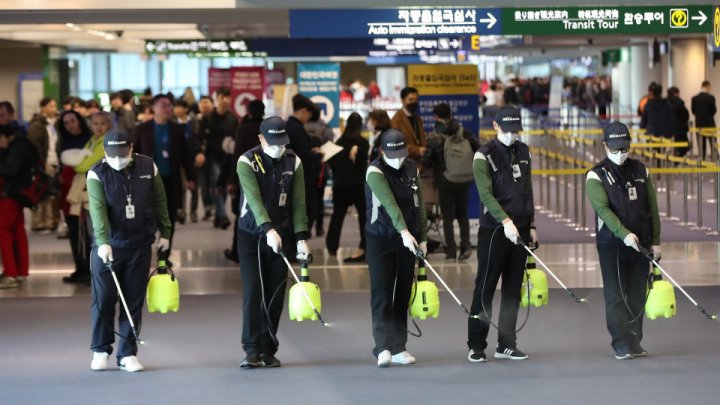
[208,68,231,99]
[264,68,286,99]
[230,66,265,118]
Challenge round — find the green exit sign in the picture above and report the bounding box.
[501,5,712,35]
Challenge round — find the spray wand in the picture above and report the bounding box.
[415,250,480,319]
[519,242,587,303]
[638,247,718,321]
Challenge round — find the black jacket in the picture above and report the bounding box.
[286,116,320,186]
[328,133,368,193]
[668,96,689,140]
[691,92,717,128]
[641,98,673,138]
[0,136,39,199]
[132,120,196,208]
[200,109,239,158]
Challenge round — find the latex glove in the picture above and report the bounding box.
[502,220,520,245]
[419,241,428,257]
[296,240,310,261]
[623,233,640,252]
[529,228,539,249]
[156,237,170,252]
[266,229,282,254]
[651,245,662,261]
[98,244,113,264]
[400,229,419,254]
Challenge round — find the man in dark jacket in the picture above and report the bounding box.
[641,83,673,139]
[423,103,480,260]
[286,94,321,231]
[223,99,265,263]
[132,94,196,251]
[667,87,690,157]
[691,81,717,158]
[27,97,60,233]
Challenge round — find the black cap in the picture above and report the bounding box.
[259,116,289,145]
[103,129,131,157]
[494,106,523,133]
[381,129,408,159]
[603,122,631,150]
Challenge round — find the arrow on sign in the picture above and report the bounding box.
[692,10,707,25]
[479,12,497,29]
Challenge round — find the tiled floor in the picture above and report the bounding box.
[2,217,719,298]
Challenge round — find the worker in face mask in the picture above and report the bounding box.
[467,106,536,363]
[364,129,428,367]
[86,129,172,372]
[586,122,661,360]
[234,116,310,369]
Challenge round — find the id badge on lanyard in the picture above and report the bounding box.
[627,183,638,201]
[279,192,287,207]
[512,164,521,180]
[125,195,136,219]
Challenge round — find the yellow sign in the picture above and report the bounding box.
[670,8,689,28]
[714,6,720,48]
[470,35,481,50]
[408,64,478,95]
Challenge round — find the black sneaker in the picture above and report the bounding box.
[458,250,472,261]
[224,248,239,264]
[614,348,634,360]
[494,347,528,360]
[240,354,264,369]
[261,354,281,368]
[467,349,487,363]
[631,344,648,358]
[202,211,213,221]
[445,253,457,260]
[216,217,231,230]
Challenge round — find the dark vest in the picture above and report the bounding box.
[478,139,534,228]
[591,158,652,246]
[237,145,297,237]
[364,158,421,239]
[92,154,157,248]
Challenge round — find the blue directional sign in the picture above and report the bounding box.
[289,8,502,38]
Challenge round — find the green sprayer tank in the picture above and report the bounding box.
[409,263,440,319]
[288,260,322,321]
[521,256,548,308]
[646,266,677,319]
[146,256,180,314]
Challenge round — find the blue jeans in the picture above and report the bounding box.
[205,158,228,221]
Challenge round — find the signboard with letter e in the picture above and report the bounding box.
[297,63,340,128]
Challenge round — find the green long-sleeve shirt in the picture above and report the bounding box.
[366,166,428,241]
[586,168,661,245]
[74,134,105,174]
[472,155,509,224]
[236,153,308,237]
[86,160,172,246]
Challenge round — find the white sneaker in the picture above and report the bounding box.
[119,355,144,372]
[377,350,391,368]
[90,352,109,371]
[0,277,18,289]
[391,351,416,365]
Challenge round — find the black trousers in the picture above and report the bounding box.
[438,181,471,255]
[66,214,90,278]
[366,234,416,357]
[326,186,367,254]
[315,184,325,233]
[597,243,649,352]
[237,230,289,356]
[90,244,151,359]
[468,226,529,351]
[161,176,177,252]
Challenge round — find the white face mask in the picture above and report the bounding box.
[383,155,405,170]
[106,155,132,171]
[497,131,519,146]
[263,144,286,159]
[606,148,629,166]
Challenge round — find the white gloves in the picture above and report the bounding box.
[651,245,662,261]
[623,233,640,252]
[266,229,282,254]
[156,238,170,252]
[98,244,113,263]
[222,136,235,155]
[400,229,419,254]
[296,240,310,261]
[419,241,428,257]
[502,220,520,245]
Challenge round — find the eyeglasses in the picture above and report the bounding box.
[609,148,629,154]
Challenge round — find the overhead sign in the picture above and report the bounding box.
[714,6,720,51]
[229,67,264,118]
[297,63,340,128]
[501,5,713,35]
[208,68,231,100]
[289,8,502,38]
[145,39,252,55]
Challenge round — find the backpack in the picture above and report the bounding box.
[442,129,474,183]
[9,164,51,208]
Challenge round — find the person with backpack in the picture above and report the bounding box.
[0,121,38,288]
[423,103,479,260]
